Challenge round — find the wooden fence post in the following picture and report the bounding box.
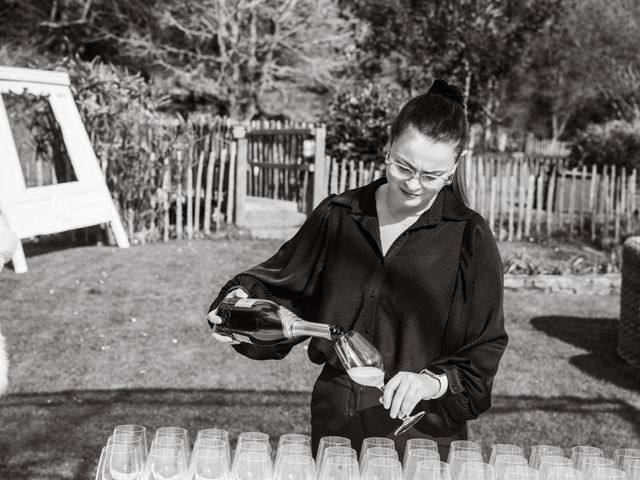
[312,125,327,209]
[234,125,248,226]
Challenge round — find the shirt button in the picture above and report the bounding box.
[365,327,371,334]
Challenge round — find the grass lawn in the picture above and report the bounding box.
[0,238,638,480]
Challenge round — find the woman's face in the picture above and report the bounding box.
[385,127,459,212]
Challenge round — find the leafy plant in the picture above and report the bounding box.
[568,120,640,172]
[325,83,403,164]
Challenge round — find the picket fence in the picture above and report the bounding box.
[321,154,639,244]
[12,111,639,244]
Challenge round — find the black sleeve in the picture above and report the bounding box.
[427,215,508,424]
[208,195,336,360]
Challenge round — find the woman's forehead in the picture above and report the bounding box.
[391,128,458,169]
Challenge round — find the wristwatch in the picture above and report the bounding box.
[420,367,448,398]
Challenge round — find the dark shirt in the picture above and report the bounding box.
[210,177,508,430]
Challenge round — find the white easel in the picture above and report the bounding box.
[0,66,129,273]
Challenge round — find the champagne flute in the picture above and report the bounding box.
[448,442,483,463]
[361,457,403,480]
[146,447,188,480]
[588,468,626,480]
[583,458,615,479]
[114,425,148,464]
[231,450,273,480]
[403,448,440,480]
[335,331,425,436]
[275,443,313,478]
[448,451,484,480]
[529,446,564,470]
[196,430,231,462]
[546,467,583,480]
[571,447,603,472]
[494,455,529,480]
[275,454,316,480]
[319,456,360,480]
[360,447,398,477]
[190,447,231,480]
[625,460,640,480]
[540,458,574,480]
[360,438,396,469]
[490,446,525,466]
[317,437,351,474]
[411,460,451,480]
[279,434,312,451]
[156,427,191,464]
[458,462,496,480]
[103,443,140,480]
[404,439,438,457]
[107,433,144,476]
[503,466,540,480]
[614,450,640,472]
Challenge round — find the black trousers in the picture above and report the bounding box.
[310,364,468,462]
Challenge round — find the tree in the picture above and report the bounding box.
[343,0,562,129]
[0,0,357,120]
[515,0,640,139]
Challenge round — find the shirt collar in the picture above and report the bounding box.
[330,177,472,228]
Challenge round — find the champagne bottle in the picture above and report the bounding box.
[210,297,344,345]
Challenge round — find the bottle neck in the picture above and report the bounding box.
[291,320,342,340]
[277,306,344,340]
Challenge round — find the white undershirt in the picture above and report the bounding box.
[375,185,435,256]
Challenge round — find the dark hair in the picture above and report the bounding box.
[388,79,469,204]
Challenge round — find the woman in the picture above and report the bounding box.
[0,216,17,395]
[208,79,508,459]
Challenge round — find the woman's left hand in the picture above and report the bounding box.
[381,372,440,419]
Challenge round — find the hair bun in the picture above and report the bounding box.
[428,79,465,107]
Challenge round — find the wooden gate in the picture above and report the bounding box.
[233,124,326,226]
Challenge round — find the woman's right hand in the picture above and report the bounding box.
[207,288,248,344]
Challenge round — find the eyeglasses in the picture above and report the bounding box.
[384,152,455,186]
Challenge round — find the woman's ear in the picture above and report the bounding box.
[458,149,469,161]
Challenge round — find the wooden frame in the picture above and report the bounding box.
[0,66,129,273]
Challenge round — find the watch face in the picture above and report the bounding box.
[429,366,446,376]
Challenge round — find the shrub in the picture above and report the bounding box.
[325,83,404,164]
[568,120,640,172]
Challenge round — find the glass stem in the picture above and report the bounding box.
[376,384,409,420]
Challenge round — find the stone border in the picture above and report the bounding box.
[504,273,621,295]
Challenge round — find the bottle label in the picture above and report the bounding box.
[235,298,258,308]
[231,333,252,343]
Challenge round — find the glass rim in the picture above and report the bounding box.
[148,447,182,459]
[279,433,310,442]
[363,437,395,445]
[532,445,563,451]
[368,456,401,467]
[407,438,438,447]
[192,447,227,459]
[319,436,351,445]
[406,449,440,459]
[325,456,357,466]
[236,441,269,452]
[571,446,603,454]
[590,468,626,478]
[105,443,136,454]
[451,440,482,449]
[238,431,270,439]
[114,425,147,434]
[416,459,449,470]
[194,438,227,448]
[198,428,229,438]
[153,437,185,446]
[280,454,315,465]
[461,461,494,471]
[280,443,311,453]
